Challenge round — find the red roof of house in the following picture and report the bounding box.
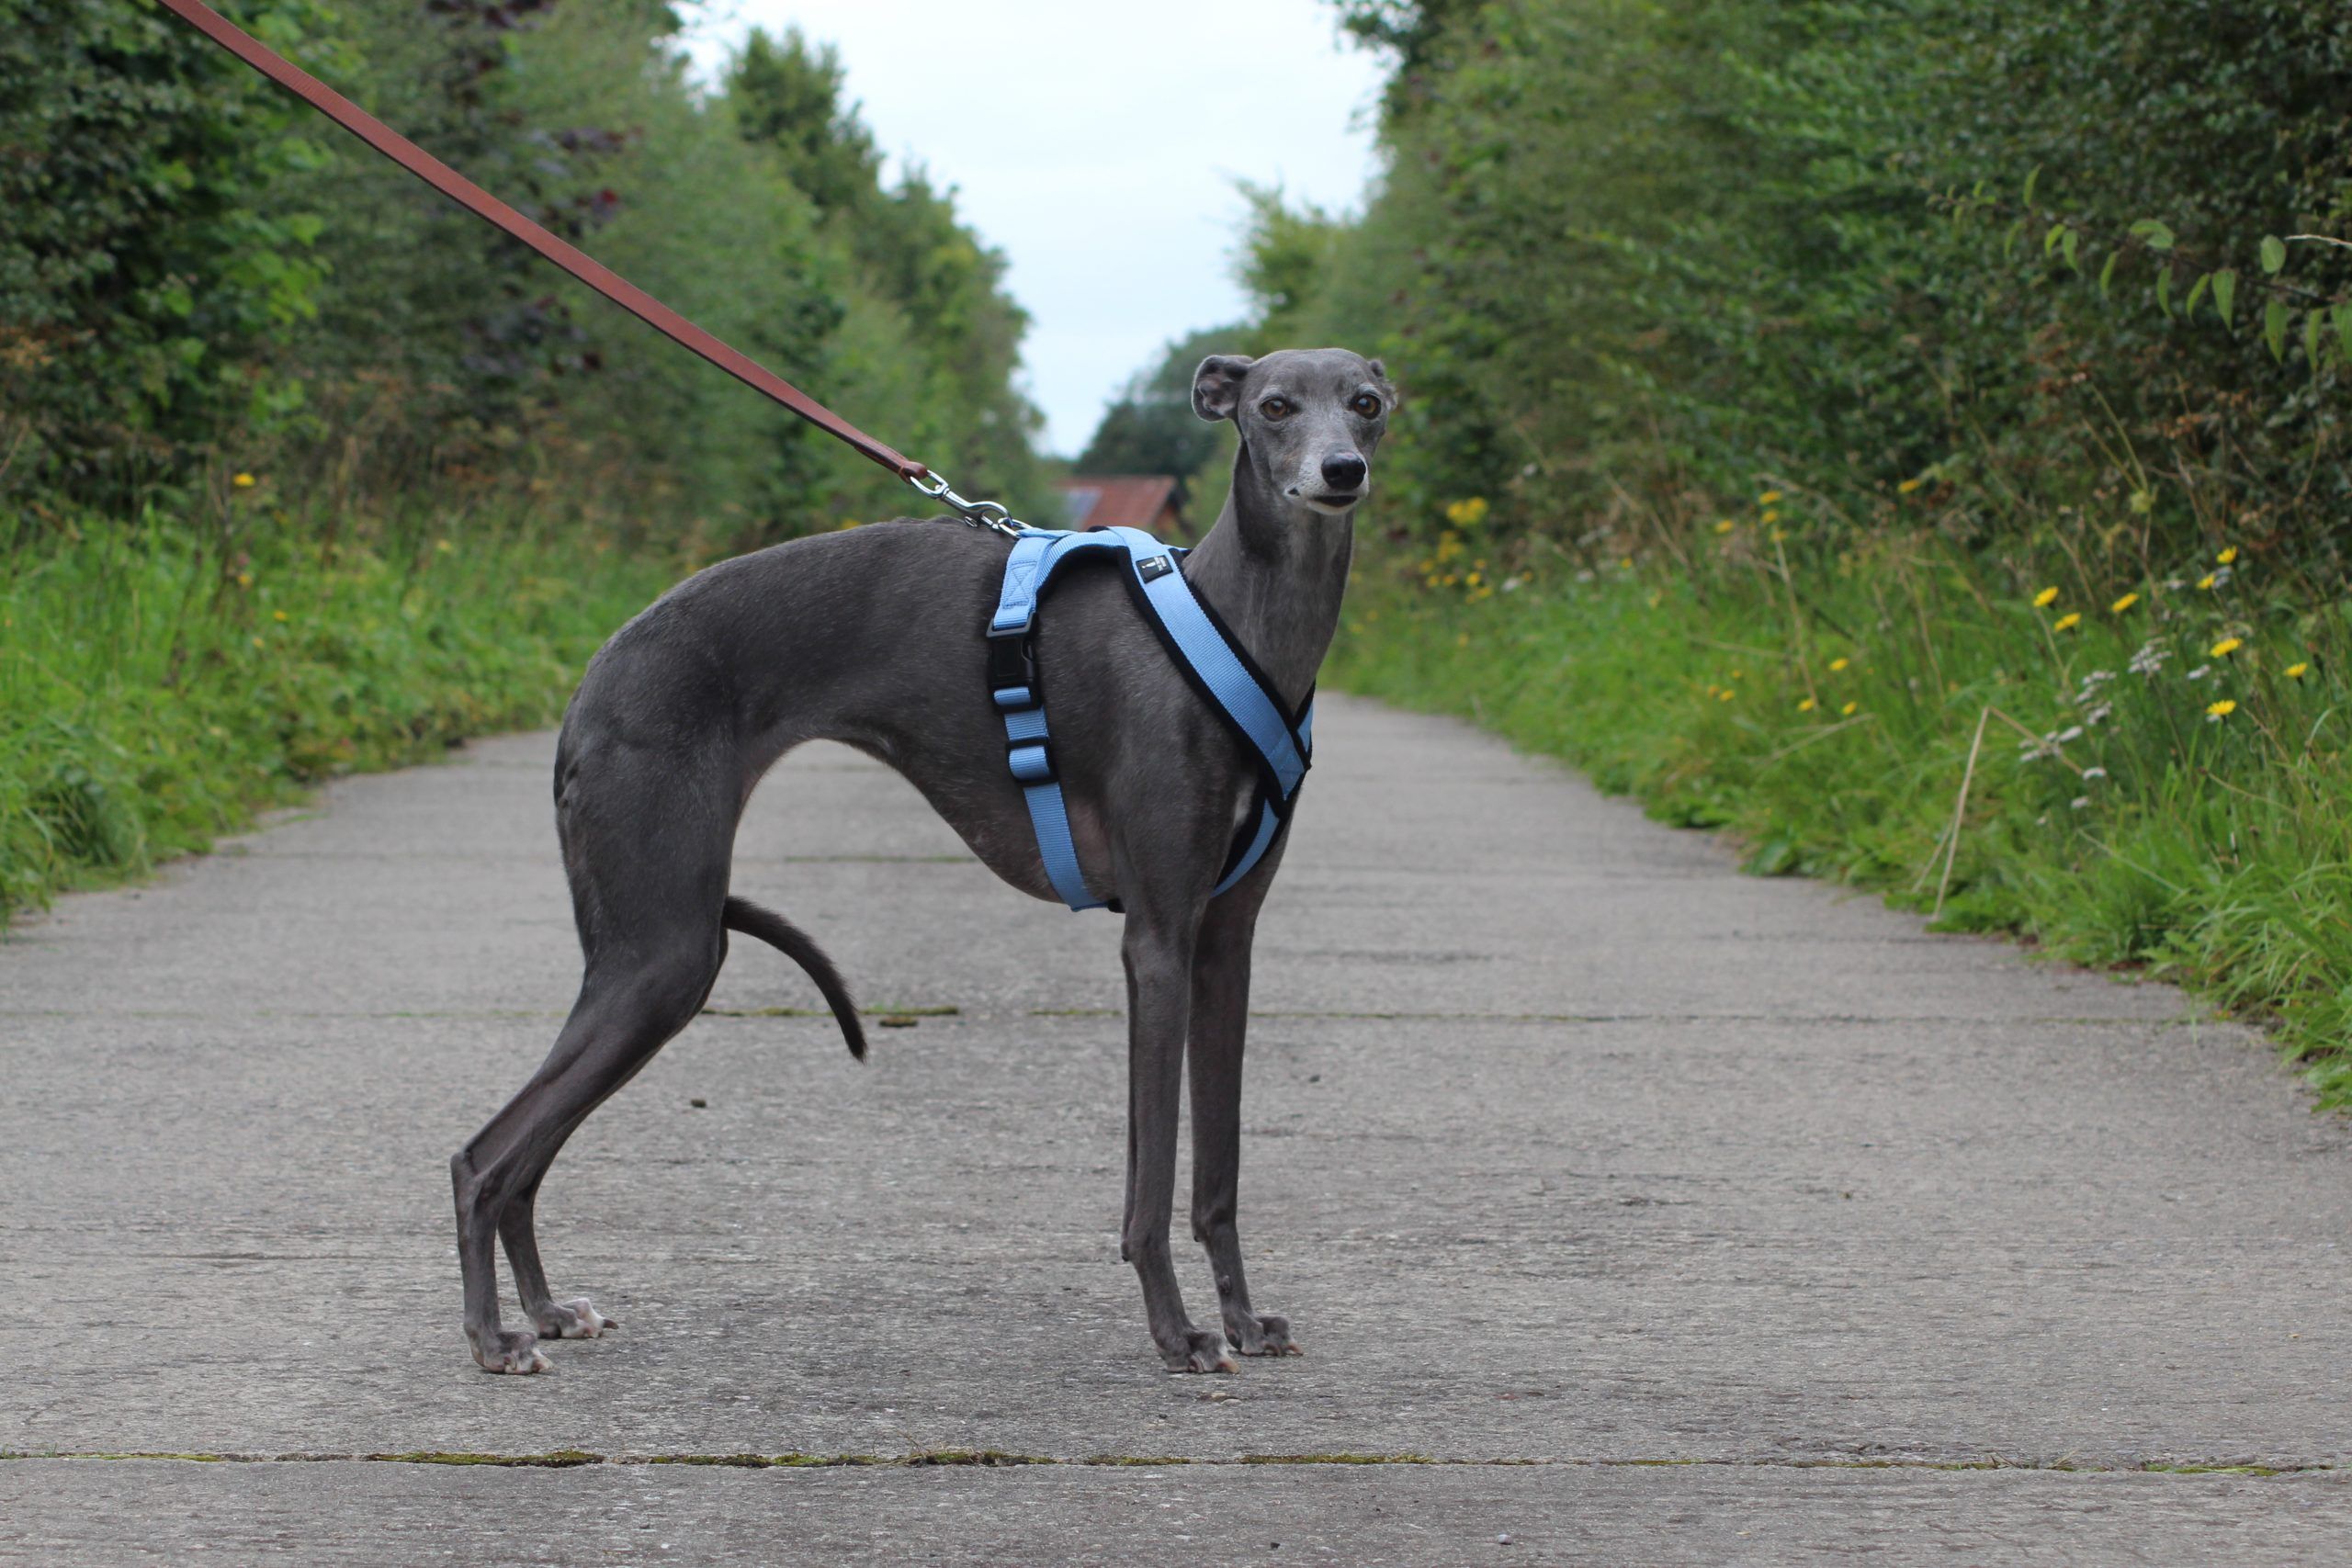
[1057,474,1180,533]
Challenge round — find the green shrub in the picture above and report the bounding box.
[0,500,672,911]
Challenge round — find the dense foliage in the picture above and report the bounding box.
[1104,0,2352,1097]
[1285,0,2352,563]
[1,0,1043,540]
[0,503,669,908]
[0,2,1046,911]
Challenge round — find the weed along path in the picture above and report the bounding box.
[1,694,2347,1562]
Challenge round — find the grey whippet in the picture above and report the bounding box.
[451,346,1394,1375]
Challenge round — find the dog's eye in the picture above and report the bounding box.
[1259,397,1292,420]
[1351,393,1383,418]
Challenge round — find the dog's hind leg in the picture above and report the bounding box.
[451,926,723,1371]
[450,743,733,1373]
[497,1172,612,1343]
[1187,859,1300,1357]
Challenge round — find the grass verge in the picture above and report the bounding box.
[0,504,674,916]
[1329,526,2352,1108]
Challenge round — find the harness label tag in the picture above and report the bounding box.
[1136,554,1175,582]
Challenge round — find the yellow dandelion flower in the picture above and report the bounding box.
[1897,477,1924,494]
[1798,697,1817,712]
[235,571,254,589]
[1714,519,1736,535]
[1444,497,1490,526]
[1718,689,1736,702]
[2197,573,2217,591]
[1828,657,1850,672]
[1758,491,1783,505]
[1465,571,1483,588]
[232,472,256,489]
[2109,592,2140,614]
[1761,509,1781,525]
[250,636,265,650]
[1841,701,1860,716]
[2206,698,2237,719]
[2217,546,2239,565]
[2288,662,2311,679]
[1731,669,1745,680]
[2032,586,2060,608]
[2210,637,2243,658]
[435,538,456,554]
[2053,612,2082,632]
[271,610,288,623]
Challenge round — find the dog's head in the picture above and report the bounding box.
[1193,348,1395,516]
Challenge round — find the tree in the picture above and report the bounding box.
[1076,325,1246,495]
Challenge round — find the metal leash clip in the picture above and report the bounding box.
[908,471,1025,538]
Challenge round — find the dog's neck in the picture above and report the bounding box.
[1180,443,1355,712]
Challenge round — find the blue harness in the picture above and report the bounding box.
[986,526,1313,911]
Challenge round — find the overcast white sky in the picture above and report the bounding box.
[681,1,1386,456]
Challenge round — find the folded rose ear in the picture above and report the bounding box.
[1193,355,1257,423]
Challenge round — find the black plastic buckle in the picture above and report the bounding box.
[986,631,1035,697]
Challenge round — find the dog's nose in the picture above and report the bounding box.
[1321,453,1367,492]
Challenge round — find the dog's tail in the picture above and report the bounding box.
[722,896,867,1061]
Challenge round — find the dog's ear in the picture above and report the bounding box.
[1193,355,1256,423]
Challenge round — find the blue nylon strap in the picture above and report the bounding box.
[1212,797,1284,898]
[1100,527,1309,795]
[986,525,1312,912]
[1020,779,1095,908]
[989,529,1131,909]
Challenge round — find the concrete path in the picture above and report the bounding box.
[2,694,2347,1563]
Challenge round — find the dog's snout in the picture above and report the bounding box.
[1320,453,1368,492]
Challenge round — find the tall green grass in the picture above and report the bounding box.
[0,502,674,913]
[1331,510,2352,1106]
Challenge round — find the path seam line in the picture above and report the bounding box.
[0,1450,2333,1477]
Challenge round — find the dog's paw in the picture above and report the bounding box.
[1226,1311,1302,1358]
[1160,1327,1239,1374]
[471,1328,550,1375]
[535,1297,614,1340]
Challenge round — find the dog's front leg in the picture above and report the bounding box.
[1188,868,1300,1357]
[1119,906,1236,1373]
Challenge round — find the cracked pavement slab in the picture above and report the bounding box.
[3,695,2349,1562]
[2,1459,2346,1566]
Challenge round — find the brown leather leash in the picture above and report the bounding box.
[153,0,1023,533]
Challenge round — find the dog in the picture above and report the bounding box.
[450,346,1394,1374]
